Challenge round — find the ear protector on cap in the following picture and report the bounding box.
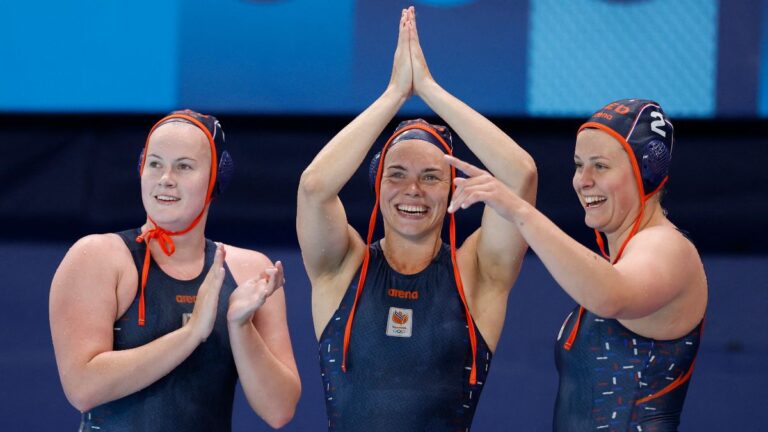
[640,139,670,190]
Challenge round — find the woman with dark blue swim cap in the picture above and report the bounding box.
[298,6,537,431]
[444,99,707,431]
[50,110,301,431]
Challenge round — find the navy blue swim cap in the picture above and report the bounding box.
[579,99,674,197]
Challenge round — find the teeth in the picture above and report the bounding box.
[156,195,179,202]
[585,196,606,205]
[397,204,427,214]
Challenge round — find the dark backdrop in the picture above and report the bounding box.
[2,115,766,252]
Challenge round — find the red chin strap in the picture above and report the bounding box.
[340,123,479,385]
[134,113,219,326]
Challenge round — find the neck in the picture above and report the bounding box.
[380,231,443,275]
[605,200,664,260]
[141,213,208,263]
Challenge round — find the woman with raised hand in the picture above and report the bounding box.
[445,99,707,431]
[297,7,536,431]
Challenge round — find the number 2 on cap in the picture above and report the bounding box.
[650,111,667,138]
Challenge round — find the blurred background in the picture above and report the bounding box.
[1,0,766,430]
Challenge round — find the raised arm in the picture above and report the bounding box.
[225,247,300,429]
[407,7,537,292]
[445,156,707,340]
[50,234,226,412]
[297,9,413,281]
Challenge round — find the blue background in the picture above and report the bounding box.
[2,0,767,117]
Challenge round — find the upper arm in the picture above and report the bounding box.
[610,228,703,319]
[296,176,363,282]
[466,174,537,294]
[49,235,127,392]
[464,134,538,293]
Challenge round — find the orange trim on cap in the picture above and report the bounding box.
[134,113,219,326]
[340,123,478,385]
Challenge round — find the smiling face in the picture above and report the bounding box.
[140,122,212,231]
[378,139,451,241]
[573,128,641,235]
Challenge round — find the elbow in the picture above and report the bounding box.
[589,293,624,319]
[513,157,538,202]
[263,398,299,429]
[260,381,301,429]
[264,407,296,429]
[521,157,538,190]
[65,387,99,413]
[298,167,326,198]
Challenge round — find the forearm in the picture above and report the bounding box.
[300,87,407,199]
[417,80,536,198]
[228,322,300,428]
[511,201,626,316]
[62,325,200,412]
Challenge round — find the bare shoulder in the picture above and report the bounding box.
[622,223,707,303]
[222,243,272,282]
[626,224,703,265]
[61,233,132,271]
[51,233,134,321]
[618,224,707,337]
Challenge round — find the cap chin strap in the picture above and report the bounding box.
[134,114,218,326]
[565,173,668,350]
[340,123,479,385]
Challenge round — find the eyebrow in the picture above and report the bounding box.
[146,154,197,162]
[574,155,610,162]
[385,165,444,174]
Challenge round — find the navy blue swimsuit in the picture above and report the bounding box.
[554,306,702,431]
[80,229,239,432]
[319,241,492,432]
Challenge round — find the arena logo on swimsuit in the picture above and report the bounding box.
[388,288,419,300]
[176,295,196,304]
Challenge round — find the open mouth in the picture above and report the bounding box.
[396,204,428,216]
[584,196,606,208]
[155,194,180,204]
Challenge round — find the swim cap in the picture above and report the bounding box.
[139,109,234,198]
[579,99,674,197]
